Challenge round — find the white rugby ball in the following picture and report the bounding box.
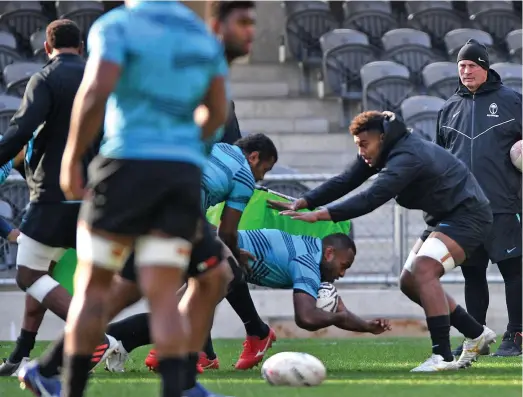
[316,282,338,312]
[510,140,522,172]
[261,352,327,387]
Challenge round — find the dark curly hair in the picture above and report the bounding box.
[349,111,385,136]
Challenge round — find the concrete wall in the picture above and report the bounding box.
[0,285,509,341]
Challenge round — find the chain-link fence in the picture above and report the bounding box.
[0,173,504,286]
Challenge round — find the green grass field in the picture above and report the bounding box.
[0,338,521,397]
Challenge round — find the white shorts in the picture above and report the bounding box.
[16,233,67,272]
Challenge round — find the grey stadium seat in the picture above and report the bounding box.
[282,1,330,14]
[490,62,523,94]
[56,1,104,40]
[341,1,397,48]
[381,28,442,85]
[30,29,46,62]
[260,164,310,199]
[444,28,505,64]
[422,62,457,100]
[361,61,415,113]
[4,61,43,97]
[0,94,21,135]
[467,0,521,47]
[0,31,22,79]
[406,1,464,51]
[506,29,522,63]
[0,2,49,50]
[401,95,446,141]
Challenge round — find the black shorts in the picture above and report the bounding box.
[119,218,223,282]
[462,213,522,265]
[20,202,79,248]
[79,156,201,239]
[420,203,493,260]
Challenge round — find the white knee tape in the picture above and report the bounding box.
[403,251,417,272]
[26,275,59,303]
[135,236,191,269]
[416,237,456,273]
[76,227,131,271]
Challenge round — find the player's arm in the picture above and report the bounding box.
[335,296,391,334]
[0,73,52,166]
[293,291,342,331]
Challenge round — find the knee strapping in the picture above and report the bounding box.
[76,228,131,272]
[26,275,60,303]
[416,237,455,273]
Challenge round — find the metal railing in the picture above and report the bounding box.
[0,173,504,287]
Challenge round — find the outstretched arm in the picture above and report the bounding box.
[335,297,391,334]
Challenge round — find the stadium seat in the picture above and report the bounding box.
[3,61,43,97]
[444,28,505,64]
[491,62,523,93]
[0,200,13,220]
[400,95,446,141]
[361,61,415,113]
[406,1,464,51]
[0,2,49,52]
[422,62,457,100]
[30,29,46,62]
[341,1,398,49]
[282,1,330,14]
[0,94,21,134]
[506,29,522,63]
[0,31,22,80]
[381,28,442,86]
[56,1,104,40]
[467,0,521,47]
[284,2,338,93]
[261,163,310,199]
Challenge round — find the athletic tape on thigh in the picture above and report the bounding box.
[416,237,455,273]
[402,251,417,272]
[26,275,59,303]
[76,227,131,271]
[135,236,192,269]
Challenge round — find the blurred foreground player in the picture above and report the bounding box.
[276,111,497,372]
[19,2,229,397]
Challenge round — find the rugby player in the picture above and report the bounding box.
[276,111,497,372]
[19,2,229,397]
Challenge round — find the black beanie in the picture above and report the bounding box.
[457,39,490,70]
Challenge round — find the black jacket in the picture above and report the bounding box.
[436,70,522,214]
[220,100,241,145]
[303,116,490,226]
[0,53,99,203]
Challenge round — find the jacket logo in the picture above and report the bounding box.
[487,103,499,118]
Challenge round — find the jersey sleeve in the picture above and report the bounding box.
[290,254,321,298]
[87,13,126,65]
[225,168,255,212]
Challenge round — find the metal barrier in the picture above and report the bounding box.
[0,173,504,286]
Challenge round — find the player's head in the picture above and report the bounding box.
[235,133,278,181]
[44,19,83,58]
[320,233,356,282]
[457,39,489,93]
[211,1,256,61]
[350,110,388,167]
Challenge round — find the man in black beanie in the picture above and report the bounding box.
[436,38,522,357]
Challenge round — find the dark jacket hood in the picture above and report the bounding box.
[456,69,502,97]
[376,115,409,169]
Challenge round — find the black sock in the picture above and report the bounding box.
[159,356,185,397]
[38,335,64,377]
[426,315,453,362]
[62,354,92,397]
[203,335,216,360]
[9,329,37,363]
[183,353,198,391]
[226,281,269,338]
[498,256,522,333]
[450,305,484,339]
[461,264,489,325]
[106,313,151,353]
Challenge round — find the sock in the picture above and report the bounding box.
[449,305,484,339]
[226,281,269,338]
[106,313,151,353]
[203,335,216,360]
[9,329,37,363]
[159,357,185,397]
[61,354,92,397]
[426,315,453,362]
[461,264,489,325]
[498,256,522,333]
[38,335,64,377]
[183,353,198,391]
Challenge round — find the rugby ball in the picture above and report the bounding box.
[510,140,522,172]
[316,282,338,313]
[261,352,327,387]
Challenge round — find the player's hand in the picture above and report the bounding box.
[238,249,255,274]
[60,157,85,201]
[7,229,20,243]
[279,210,319,223]
[267,197,308,212]
[365,318,392,335]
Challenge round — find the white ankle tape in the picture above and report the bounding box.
[26,275,59,303]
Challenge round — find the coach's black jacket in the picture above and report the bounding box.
[302,116,490,226]
[220,100,242,145]
[436,69,522,214]
[0,53,100,203]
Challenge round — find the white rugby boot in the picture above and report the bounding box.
[456,326,497,368]
[105,341,129,373]
[411,354,460,372]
